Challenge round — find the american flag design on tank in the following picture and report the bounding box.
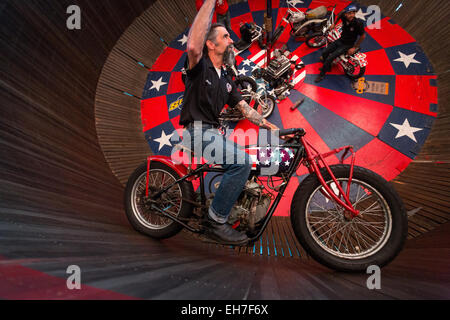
[246,146,296,172]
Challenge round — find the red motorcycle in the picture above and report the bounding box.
[124,124,407,272]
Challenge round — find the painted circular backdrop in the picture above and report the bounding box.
[140,0,437,216]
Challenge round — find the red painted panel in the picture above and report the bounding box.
[231,12,254,37]
[167,72,185,95]
[394,75,438,116]
[141,96,169,131]
[365,17,415,49]
[345,138,412,181]
[363,49,395,75]
[292,42,319,60]
[248,0,266,12]
[298,82,393,136]
[150,47,184,72]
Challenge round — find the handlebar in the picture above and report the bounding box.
[279,128,306,137]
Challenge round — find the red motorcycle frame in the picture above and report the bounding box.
[125,121,408,272]
[143,127,359,238]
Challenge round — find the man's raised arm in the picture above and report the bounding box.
[186,0,216,70]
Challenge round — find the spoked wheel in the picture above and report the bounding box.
[256,94,276,118]
[306,33,327,48]
[344,60,366,79]
[291,165,407,272]
[124,161,194,239]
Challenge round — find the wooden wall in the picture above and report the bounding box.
[357,0,450,237]
[1,0,448,239]
[0,0,156,225]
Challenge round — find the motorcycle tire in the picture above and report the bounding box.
[290,165,408,273]
[306,32,327,48]
[235,76,257,93]
[345,66,366,80]
[124,161,195,239]
[256,94,276,118]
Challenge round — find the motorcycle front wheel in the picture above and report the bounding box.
[256,94,276,118]
[306,33,327,48]
[124,161,194,239]
[344,63,366,80]
[290,165,408,272]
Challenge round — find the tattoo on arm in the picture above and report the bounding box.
[236,100,266,128]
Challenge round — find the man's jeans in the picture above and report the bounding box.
[181,124,252,223]
[320,39,352,75]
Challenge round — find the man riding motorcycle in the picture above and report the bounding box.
[315,5,366,82]
[180,0,280,244]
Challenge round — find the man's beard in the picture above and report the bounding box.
[223,45,235,67]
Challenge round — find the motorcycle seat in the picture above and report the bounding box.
[306,6,327,19]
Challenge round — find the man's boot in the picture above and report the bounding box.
[204,210,248,244]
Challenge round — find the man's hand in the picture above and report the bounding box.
[347,47,357,56]
[236,100,279,130]
[262,119,279,131]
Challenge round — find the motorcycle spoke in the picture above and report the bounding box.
[306,177,392,259]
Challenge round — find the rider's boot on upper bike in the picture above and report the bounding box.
[203,208,249,245]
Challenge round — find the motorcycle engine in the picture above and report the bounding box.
[263,49,294,99]
[229,178,271,231]
[207,177,271,232]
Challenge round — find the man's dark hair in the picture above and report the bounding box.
[203,23,226,54]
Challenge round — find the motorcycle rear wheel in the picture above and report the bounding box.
[124,161,194,239]
[290,165,407,272]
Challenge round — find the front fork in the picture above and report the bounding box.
[300,136,360,218]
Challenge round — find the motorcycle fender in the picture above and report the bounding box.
[146,155,189,179]
[353,53,368,67]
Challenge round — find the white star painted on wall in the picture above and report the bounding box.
[154,130,174,151]
[390,118,423,143]
[150,77,168,91]
[355,8,370,21]
[178,34,188,46]
[393,51,421,68]
[238,68,248,76]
